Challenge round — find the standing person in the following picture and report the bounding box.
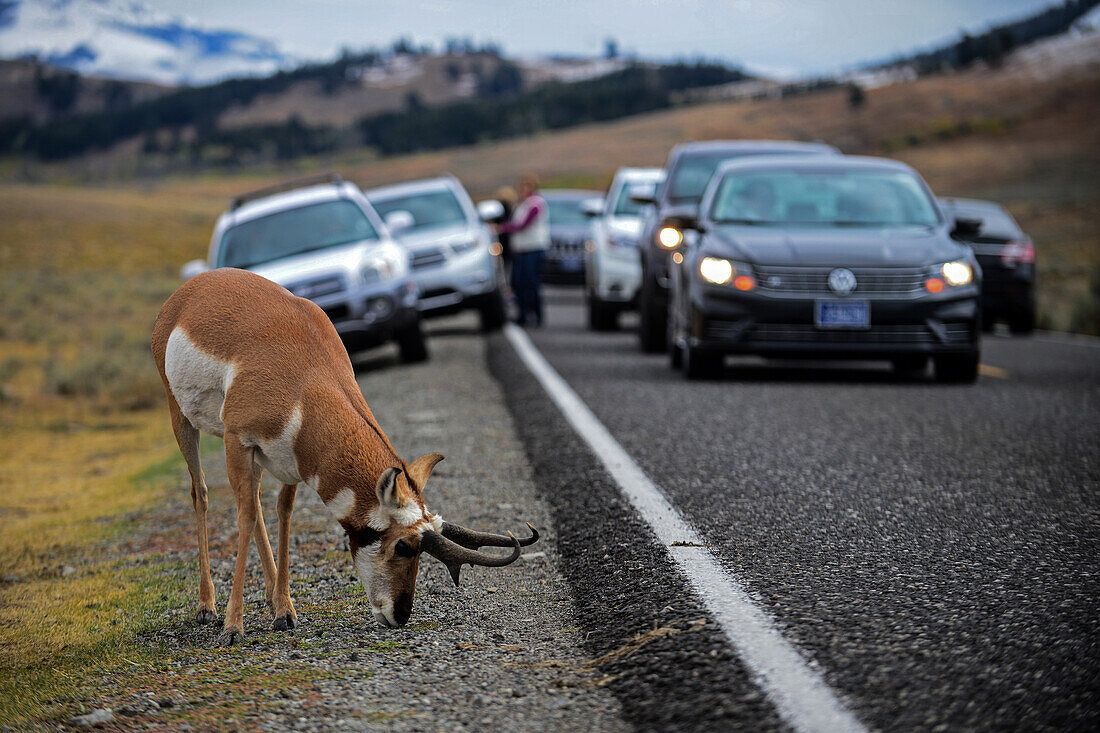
[496,174,549,326]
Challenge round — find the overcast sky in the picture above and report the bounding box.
[153,0,1055,77]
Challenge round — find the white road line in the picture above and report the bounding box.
[504,323,868,733]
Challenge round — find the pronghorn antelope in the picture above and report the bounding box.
[151,268,537,643]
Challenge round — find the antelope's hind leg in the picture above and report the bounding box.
[167,394,217,624]
[219,433,261,646]
[272,483,298,631]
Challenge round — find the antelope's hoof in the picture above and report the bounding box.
[196,608,217,625]
[273,613,297,632]
[218,628,245,646]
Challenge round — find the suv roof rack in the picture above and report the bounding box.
[230,173,345,210]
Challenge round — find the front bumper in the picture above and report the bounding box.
[685,282,981,358]
[309,278,420,350]
[412,249,498,316]
[590,247,642,304]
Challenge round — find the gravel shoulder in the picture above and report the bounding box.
[77,313,626,731]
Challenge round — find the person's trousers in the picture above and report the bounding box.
[511,250,545,325]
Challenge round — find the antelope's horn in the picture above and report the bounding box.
[420,530,521,587]
[441,521,539,551]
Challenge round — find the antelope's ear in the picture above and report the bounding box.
[375,466,403,508]
[406,453,445,492]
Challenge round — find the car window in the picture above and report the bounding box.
[217,199,378,268]
[710,169,940,227]
[369,188,469,232]
[668,151,793,204]
[546,198,590,226]
[612,181,657,217]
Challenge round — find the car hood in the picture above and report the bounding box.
[248,240,375,285]
[394,222,479,252]
[550,224,591,240]
[705,225,968,267]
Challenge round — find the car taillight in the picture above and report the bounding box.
[1001,239,1035,267]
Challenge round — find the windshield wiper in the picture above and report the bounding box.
[713,218,769,225]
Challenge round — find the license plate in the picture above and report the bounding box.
[815,300,870,329]
[559,257,583,272]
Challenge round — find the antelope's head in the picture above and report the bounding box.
[345,453,539,628]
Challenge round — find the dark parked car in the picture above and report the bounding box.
[666,156,982,382]
[542,189,602,284]
[938,197,1035,334]
[633,140,840,352]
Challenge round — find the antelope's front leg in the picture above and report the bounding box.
[273,483,298,631]
[220,433,259,646]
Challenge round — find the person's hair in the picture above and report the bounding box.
[520,173,539,190]
[495,185,518,205]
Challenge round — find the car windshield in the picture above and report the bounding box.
[218,199,379,268]
[710,168,941,228]
[546,197,590,226]
[612,181,658,217]
[668,151,785,204]
[369,188,469,232]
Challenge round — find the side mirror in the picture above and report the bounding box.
[181,259,210,280]
[951,217,982,240]
[384,210,415,234]
[581,197,605,218]
[477,199,505,221]
[628,184,657,206]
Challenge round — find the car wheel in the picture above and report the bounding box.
[933,353,979,383]
[638,275,667,353]
[588,295,618,331]
[479,288,506,332]
[683,344,721,380]
[397,321,429,363]
[1009,309,1035,335]
[891,355,928,377]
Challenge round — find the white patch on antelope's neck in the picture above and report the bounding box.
[164,327,233,436]
[253,404,304,485]
[324,488,356,520]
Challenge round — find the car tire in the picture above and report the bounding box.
[588,295,619,331]
[479,289,506,332]
[638,275,667,353]
[933,353,979,383]
[891,355,928,377]
[397,321,429,364]
[1009,308,1035,336]
[683,344,721,380]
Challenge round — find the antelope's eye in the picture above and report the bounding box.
[394,539,416,558]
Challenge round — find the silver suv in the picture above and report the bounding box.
[182,173,428,362]
[365,175,505,330]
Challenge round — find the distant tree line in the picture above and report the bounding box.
[876,0,1099,75]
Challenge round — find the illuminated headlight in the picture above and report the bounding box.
[361,245,406,284]
[940,261,973,286]
[657,226,683,249]
[699,256,735,285]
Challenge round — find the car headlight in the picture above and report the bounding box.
[361,245,406,284]
[451,237,479,255]
[698,256,756,290]
[941,261,973,287]
[607,235,638,252]
[657,226,683,249]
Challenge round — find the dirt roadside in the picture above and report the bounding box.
[60,314,626,731]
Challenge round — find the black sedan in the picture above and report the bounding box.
[542,189,602,284]
[666,156,982,382]
[939,197,1035,334]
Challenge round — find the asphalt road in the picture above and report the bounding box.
[488,286,1100,731]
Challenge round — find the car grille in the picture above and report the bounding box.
[286,275,345,299]
[753,265,926,297]
[705,321,971,345]
[549,238,585,258]
[411,248,447,270]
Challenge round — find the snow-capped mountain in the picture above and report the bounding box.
[0,0,299,85]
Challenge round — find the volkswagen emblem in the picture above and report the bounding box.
[828,268,857,295]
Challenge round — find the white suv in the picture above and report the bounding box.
[582,167,665,330]
[182,173,428,362]
[365,175,505,330]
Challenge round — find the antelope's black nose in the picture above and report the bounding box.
[393,593,413,627]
